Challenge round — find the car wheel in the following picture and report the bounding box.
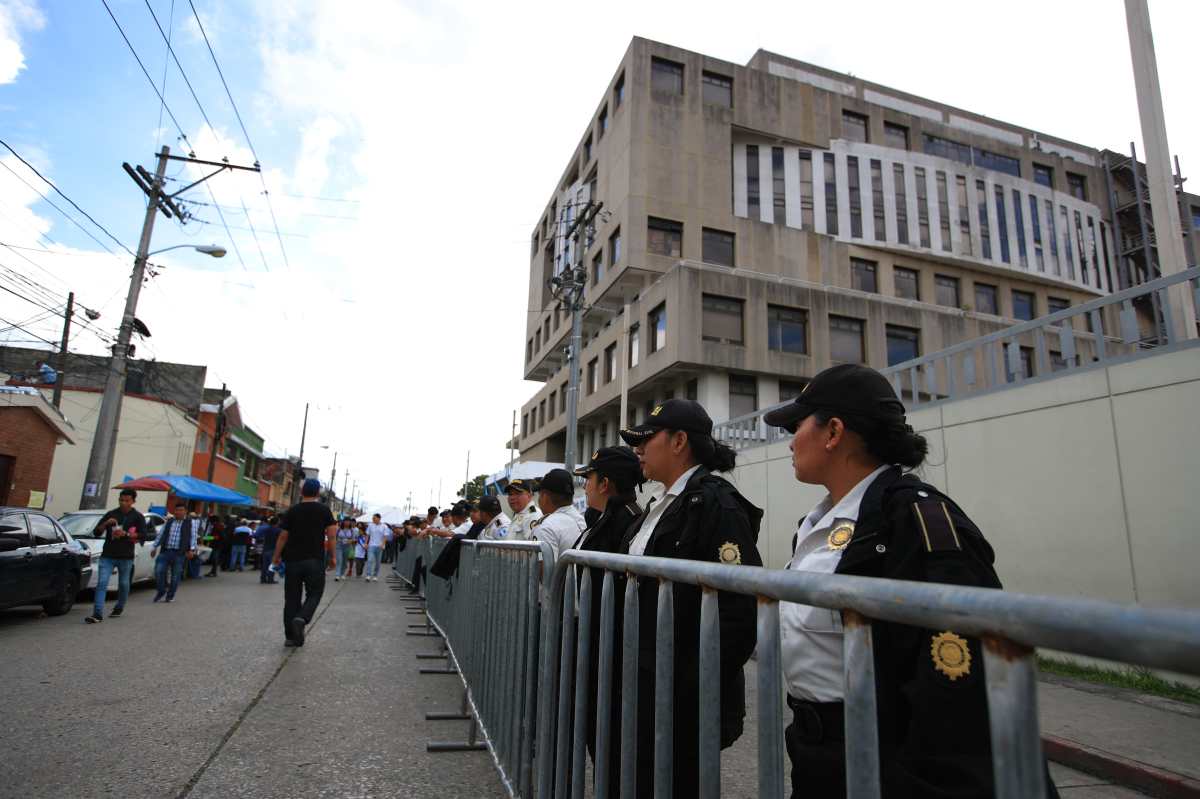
[44,574,78,616]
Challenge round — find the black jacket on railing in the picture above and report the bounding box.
[617,466,763,797]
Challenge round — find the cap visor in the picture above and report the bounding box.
[618,425,656,446]
[763,402,811,433]
[571,465,593,477]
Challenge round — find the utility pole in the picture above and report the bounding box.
[463,450,470,498]
[291,402,309,504]
[1125,0,1197,339]
[341,469,349,517]
[51,291,73,409]
[326,449,338,505]
[509,409,516,472]
[203,382,228,516]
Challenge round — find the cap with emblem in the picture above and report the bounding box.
[451,500,471,516]
[504,479,534,495]
[573,446,641,479]
[537,468,575,496]
[763,364,906,434]
[478,495,502,514]
[619,398,713,446]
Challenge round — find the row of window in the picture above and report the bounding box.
[651,56,733,108]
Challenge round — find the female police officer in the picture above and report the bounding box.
[618,398,763,797]
[764,364,1057,798]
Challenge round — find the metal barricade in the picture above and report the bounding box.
[536,551,1200,799]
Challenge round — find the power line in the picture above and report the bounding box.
[241,197,270,272]
[152,0,176,152]
[0,314,59,347]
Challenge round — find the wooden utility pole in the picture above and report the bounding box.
[51,291,73,409]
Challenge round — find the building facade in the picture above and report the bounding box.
[516,38,1200,463]
[0,388,75,509]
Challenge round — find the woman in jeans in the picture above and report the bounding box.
[333,519,356,581]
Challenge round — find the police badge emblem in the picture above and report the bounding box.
[717,542,741,565]
[930,631,971,680]
[827,523,854,550]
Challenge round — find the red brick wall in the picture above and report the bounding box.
[0,408,61,508]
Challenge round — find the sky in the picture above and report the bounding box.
[0,0,1196,511]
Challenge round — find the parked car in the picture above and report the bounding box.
[0,507,91,615]
[57,510,166,591]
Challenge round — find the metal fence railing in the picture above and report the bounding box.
[714,266,1200,451]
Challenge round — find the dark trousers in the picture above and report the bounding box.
[410,556,423,592]
[260,546,275,583]
[785,697,846,799]
[282,558,326,640]
[154,550,186,599]
[354,558,365,576]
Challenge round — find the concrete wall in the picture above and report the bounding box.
[45,389,197,516]
[724,346,1200,610]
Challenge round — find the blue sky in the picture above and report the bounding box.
[1,0,1196,509]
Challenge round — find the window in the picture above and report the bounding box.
[651,57,684,94]
[604,343,617,383]
[535,328,541,353]
[955,175,972,257]
[598,105,608,138]
[649,303,666,353]
[702,71,732,107]
[746,145,760,217]
[0,514,29,549]
[1067,172,1088,201]
[830,316,865,363]
[974,282,999,315]
[1012,289,1035,321]
[798,151,815,229]
[531,231,539,258]
[592,252,604,286]
[647,217,682,257]
[522,414,528,437]
[824,153,838,235]
[628,324,640,368]
[587,358,598,394]
[1029,195,1044,271]
[609,228,621,266]
[886,325,920,366]
[29,514,60,545]
[779,380,807,402]
[614,71,625,109]
[767,305,808,354]
[701,295,744,344]
[851,258,877,292]
[686,379,698,401]
[994,184,1010,263]
[894,266,920,301]
[560,384,567,413]
[772,147,786,215]
[1192,205,1200,229]
[935,275,960,307]
[973,148,1021,178]
[884,122,909,151]
[1047,296,1070,315]
[936,172,952,252]
[583,134,592,163]
[923,134,973,166]
[847,156,863,237]
[977,179,992,259]
[893,163,908,244]
[1018,347,1035,380]
[1074,210,1087,284]
[1061,205,1075,278]
[554,308,561,332]
[702,228,735,267]
[842,110,869,143]
[1047,199,1060,275]
[1033,164,1053,188]
[539,401,546,429]
[915,167,930,247]
[549,391,556,420]
[729,374,758,418]
[870,159,885,241]
[196,431,209,454]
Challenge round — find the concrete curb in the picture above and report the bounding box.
[1044,734,1200,799]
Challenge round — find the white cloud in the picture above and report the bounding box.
[0,0,43,85]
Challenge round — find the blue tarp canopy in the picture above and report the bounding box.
[145,474,255,506]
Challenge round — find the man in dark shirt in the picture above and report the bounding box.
[273,479,337,647]
[86,488,148,624]
[255,516,282,584]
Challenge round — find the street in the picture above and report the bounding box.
[0,567,504,799]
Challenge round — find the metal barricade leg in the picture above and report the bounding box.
[619,577,639,799]
[654,580,675,799]
[570,569,594,799]
[698,589,721,799]
[756,599,784,798]
[595,571,616,799]
[983,637,1047,799]
[842,610,881,799]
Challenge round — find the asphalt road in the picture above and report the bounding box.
[0,566,504,799]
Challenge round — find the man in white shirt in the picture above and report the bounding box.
[532,469,586,563]
[504,479,542,540]
[450,502,472,536]
[477,495,511,540]
[363,513,392,581]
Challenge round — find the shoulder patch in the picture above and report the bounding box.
[912,500,962,552]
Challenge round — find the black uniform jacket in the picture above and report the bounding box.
[618,467,764,748]
[828,466,1054,798]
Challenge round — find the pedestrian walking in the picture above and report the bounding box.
[272,478,337,647]
[255,516,282,584]
[84,488,148,623]
[504,479,541,540]
[150,501,199,603]
[364,513,391,581]
[763,365,1058,798]
[617,398,763,797]
[531,469,585,562]
[205,516,225,577]
[476,495,510,540]
[354,526,368,578]
[229,520,252,571]
[334,518,356,581]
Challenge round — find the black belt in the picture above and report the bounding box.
[787,696,845,745]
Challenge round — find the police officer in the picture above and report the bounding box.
[617,398,763,797]
[504,479,542,540]
[531,469,586,562]
[477,495,510,540]
[763,364,1058,799]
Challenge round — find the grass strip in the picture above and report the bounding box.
[1038,656,1200,706]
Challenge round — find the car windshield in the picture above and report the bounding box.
[58,514,103,537]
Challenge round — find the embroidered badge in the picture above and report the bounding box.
[592,450,599,461]
[930,631,971,680]
[651,404,663,416]
[717,542,741,565]
[827,523,855,550]
[495,527,508,538]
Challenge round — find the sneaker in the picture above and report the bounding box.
[333,576,340,582]
[290,617,306,646]
[153,592,165,602]
[110,607,123,617]
[164,597,175,603]
[85,614,102,624]
[284,639,299,648]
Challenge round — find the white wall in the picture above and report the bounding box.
[45,390,197,516]
[725,346,1200,610]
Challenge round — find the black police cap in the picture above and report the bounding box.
[619,399,713,446]
[478,495,501,514]
[573,446,640,479]
[504,479,534,495]
[538,468,575,496]
[763,364,906,434]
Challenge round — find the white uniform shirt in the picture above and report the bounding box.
[780,465,890,702]
[533,505,586,562]
[453,520,472,536]
[509,504,543,541]
[480,513,512,540]
[365,523,391,548]
[627,465,700,556]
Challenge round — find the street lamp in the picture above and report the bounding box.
[320,445,338,511]
[147,243,227,257]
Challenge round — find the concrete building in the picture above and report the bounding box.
[515,37,1200,463]
[0,387,75,509]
